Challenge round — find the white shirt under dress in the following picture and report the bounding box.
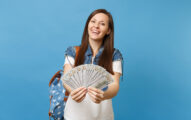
[63,56,122,120]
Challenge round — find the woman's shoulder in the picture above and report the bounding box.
[112,48,123,62]
[65,46,78,58]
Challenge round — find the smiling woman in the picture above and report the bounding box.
[88,13,111,42]
[62,9,123,120]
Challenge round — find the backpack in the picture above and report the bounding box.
[48,46,79,120]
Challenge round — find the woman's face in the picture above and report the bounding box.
[88,13,110,42]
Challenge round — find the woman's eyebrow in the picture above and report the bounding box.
[91,18,105,22]
[92,18,105,23]
[91,18,96,21]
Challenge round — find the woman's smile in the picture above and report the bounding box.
[88,13,110,41]
[91,28,100,35]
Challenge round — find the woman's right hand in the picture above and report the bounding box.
[70,87,87,103]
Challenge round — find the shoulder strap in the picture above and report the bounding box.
[49,70,62,87]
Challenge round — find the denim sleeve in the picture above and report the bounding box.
[64,46,76,59]
[112,48,123,62]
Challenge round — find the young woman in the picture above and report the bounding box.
[62,9,123,120]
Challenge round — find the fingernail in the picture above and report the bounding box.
[80,87,84,89]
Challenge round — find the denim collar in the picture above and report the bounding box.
[85,44,104,57]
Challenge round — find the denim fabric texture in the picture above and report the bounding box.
[64,45,123,64]
[64,45,124,90]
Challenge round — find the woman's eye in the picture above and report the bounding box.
[101,23,105,26]
[91,21,95,23]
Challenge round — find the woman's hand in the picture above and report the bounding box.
[88,87,104,104]
[70,87,87,103]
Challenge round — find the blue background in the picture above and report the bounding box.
[0,0,191,120]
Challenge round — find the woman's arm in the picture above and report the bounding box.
[103,72,121,99]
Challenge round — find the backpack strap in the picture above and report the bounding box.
[49,70,62,87]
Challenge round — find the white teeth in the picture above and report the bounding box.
[92,30,99,34]
[93,32,99,35]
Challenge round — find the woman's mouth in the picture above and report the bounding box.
[91,29,100,35]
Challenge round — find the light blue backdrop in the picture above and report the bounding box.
[0,0,191,120]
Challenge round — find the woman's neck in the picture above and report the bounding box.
[89,39,103,57]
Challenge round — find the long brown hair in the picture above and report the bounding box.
[75,9,114,75]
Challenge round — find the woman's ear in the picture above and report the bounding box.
[107,29,111,35]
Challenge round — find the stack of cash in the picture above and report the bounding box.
[61,64,114,90]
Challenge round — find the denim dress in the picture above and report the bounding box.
[63,45,123,120]
[64,45,123,65]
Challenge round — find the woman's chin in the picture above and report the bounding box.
[89,37,103,42]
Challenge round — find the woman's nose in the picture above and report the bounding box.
[94,23,99,28]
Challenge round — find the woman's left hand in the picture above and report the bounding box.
[88,87,105,104]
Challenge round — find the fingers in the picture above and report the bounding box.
[88,91,101,103]
[74,89,86,102]
[71,87,85,96]
[88,87,104,104]
[88,87,104,94]
[70,87,105,104]
[71,87,87,102]
[76,93,86,103]
[88,89,103,100]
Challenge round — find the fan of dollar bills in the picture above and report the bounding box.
[61,64,114,90]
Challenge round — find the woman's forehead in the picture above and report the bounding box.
[91,13,109,22]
